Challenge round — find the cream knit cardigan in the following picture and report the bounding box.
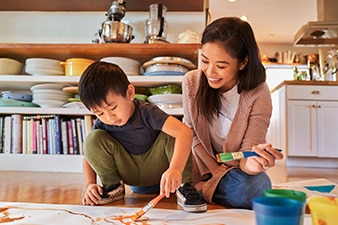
[182,69,272,203]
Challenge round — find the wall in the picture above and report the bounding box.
[0,11,204,44]
[0,11,332,60]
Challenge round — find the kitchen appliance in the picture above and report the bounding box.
[294,0,338,46]
[144,4,168,43]
[99,0,134,43]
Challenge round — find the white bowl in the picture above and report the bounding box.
[100,57,141,75]
[26,58,62,66]
[0,58,23,75]
[147,94,183,109]
[32,99,67,108]
[30,83,68,91]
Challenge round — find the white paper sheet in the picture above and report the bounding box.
[0,201,313,225]
[272,178,338,198]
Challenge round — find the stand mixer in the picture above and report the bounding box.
[144,4,169,43]
[98,0,134,43]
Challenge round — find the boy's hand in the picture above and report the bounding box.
[160,168,182,198]
[82,183,103,206]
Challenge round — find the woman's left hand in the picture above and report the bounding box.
[239,144,284,174]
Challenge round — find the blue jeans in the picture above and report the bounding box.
[212,168,271,209]
[129,184,160,194]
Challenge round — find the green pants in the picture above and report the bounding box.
[83,129,193,187]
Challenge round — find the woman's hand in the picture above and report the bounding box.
[160,167,182,198]
[239,144,283,174]
[82,183,103,206]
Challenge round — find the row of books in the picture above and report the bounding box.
[0,114,95,155]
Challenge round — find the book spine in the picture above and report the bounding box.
[4,116,12,154]
[61,120,68,155]
[47,118,53,154]
[31,119,37,154]
[21,118,27,154]
[35,120,41,154]
[11,114,23,154]
[54,115,62,154]
[67,120,74,155]
[71,118,78,155]
[41,117,48,154]
[76,118,83,155]
[0,116,4,153]
[26,119,32,154]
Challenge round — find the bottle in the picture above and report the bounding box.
[293,66,300,80]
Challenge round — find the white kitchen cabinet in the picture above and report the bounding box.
[268,82,338,167]
[288,100,338,157]
[0,43,200,172]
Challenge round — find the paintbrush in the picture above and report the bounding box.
[131,193,165,222]
[216,148,282,163]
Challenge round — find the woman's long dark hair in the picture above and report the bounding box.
[196,17,266,123]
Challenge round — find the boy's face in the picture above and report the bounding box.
[90,85,135,126]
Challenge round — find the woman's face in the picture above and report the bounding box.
[200,42,247,92]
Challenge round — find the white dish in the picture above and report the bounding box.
[144,63,190,73]
[32,89,72,96]
[147,94,183,107]
[143,56,196,70]
[26,58,62,65]
[31,83,68,91]
[25,68,65,76]
[33,95,71,101]
[25,64,64,73]
[32,99,67,108]
[100,57,141,75]
[63,102,86,109]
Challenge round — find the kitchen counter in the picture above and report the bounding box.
[271,80,338,93]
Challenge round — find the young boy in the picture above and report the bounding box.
[78,61,206,212]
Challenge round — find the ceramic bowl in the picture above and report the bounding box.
[0,58,23,75]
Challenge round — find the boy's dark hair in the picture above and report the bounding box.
[78,61,130,110]
[197,17,266,123]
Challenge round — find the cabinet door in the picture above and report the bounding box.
[317,101,338,158]
[287,100,317,156]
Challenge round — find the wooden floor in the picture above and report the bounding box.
[0,165,337,210]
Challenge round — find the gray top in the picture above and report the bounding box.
[93,98,169,155]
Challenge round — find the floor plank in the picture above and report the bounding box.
[1,166,337,210]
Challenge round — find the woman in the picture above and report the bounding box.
[182,17,283,209]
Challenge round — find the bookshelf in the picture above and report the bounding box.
[0,43,201,172]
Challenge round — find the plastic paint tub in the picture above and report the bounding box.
[264,189,306,225]
[253,196,304,225]
[308,196,338,225]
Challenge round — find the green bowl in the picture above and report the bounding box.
[134,94,148,101]
[149,85,182,95]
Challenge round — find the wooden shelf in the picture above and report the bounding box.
[0,154,83,172]
[0,0,204,12]
[0,42,193,172]
[0,43,201,65]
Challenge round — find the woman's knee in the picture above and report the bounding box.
[214,169,271,208]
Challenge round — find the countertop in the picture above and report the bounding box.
[271,80,338,93]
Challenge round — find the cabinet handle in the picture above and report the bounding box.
[311,90,320,95]
[317,105,321,108]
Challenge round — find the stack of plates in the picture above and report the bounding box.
[147,94,183,109]
[25,58,65,76]
[31,83,73,108]
[142,56,196,76]
[100,57,141,75]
